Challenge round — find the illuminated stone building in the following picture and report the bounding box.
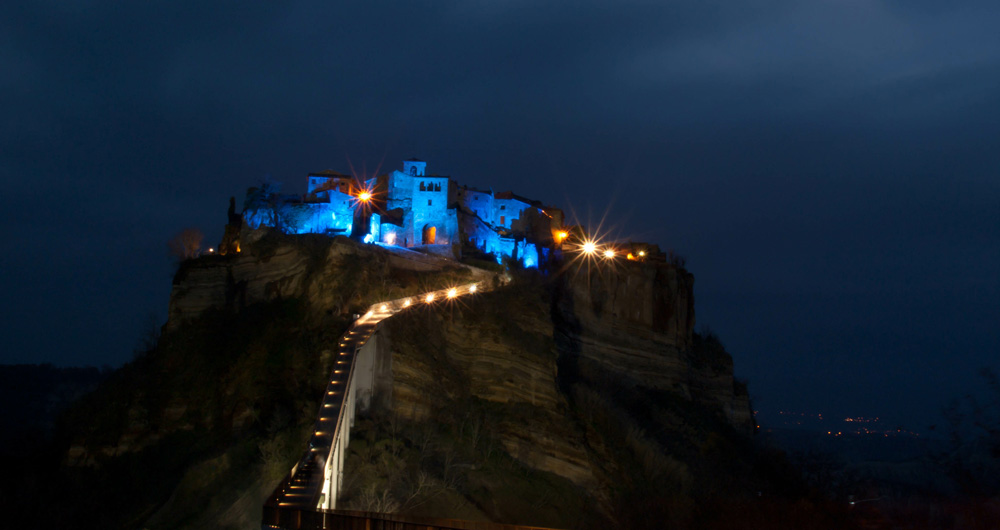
[245,158,566,268]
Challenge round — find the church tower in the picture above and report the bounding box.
[402,158,426,177]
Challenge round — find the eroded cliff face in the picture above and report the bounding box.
[380,286,596,487]
[55,234,755,530]
[563,261,696,349]
[555,261,754,433]
[168,231,492,328]
[366,259,754,510]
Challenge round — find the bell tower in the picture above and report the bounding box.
[402,158,426,177]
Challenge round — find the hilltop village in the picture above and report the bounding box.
[229,158,665,268]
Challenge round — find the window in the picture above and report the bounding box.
[410,166,417,176]
[500,205,506,210]
[428,199,432,206]
[434,183,441,191]
[500,215,505,225]
[419,182,426,191]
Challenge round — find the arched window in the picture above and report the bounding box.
[419,182,426,191]
[410,166,417,176]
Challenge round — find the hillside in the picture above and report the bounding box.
[4,232,849,529]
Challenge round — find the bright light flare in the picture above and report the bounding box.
[425,293,435,303]
[603,248,615,259]
[447,288,457,299]
[380,304,388,311]
[638,250,646,257]
[403,299,411,307]
[357,191,372,202]
[582,241,597,255]
[469,284,477,293]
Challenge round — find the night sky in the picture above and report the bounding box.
[3,2,998,432]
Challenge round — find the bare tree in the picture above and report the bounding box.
[168,227,204,260]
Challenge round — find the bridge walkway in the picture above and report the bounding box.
[266,282,486,513]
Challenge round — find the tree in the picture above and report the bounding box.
[168,228,204,260]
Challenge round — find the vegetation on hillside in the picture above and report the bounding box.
[4,298,337,530]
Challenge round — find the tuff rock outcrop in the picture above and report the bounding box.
[66,232,754,529]
[168,231,494,329]
[556,261,754,433]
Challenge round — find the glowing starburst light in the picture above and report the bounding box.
[447,288,457,299]
[425,293,435,303]
[603,249,615,259]
[469,284,477,293]
[582,241,597,255]
[357,191,372,202]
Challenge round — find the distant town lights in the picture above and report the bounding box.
[447,288,457,299]
[425,293,435,303]
[469,284,477,293]
[603,248,615,259]
[582,241,597,255]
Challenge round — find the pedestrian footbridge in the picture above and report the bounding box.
[263,282,486,522]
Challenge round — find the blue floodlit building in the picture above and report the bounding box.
[243,159,566,268]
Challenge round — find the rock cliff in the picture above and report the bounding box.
[379,286,597,487]
[40,234,759,530]
[168,231,494,328]
[555,260,754,432]
[336,257,757,527]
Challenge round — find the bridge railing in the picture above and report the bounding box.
[267,280,498,515]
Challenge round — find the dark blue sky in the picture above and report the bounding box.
[2,1,998,431]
